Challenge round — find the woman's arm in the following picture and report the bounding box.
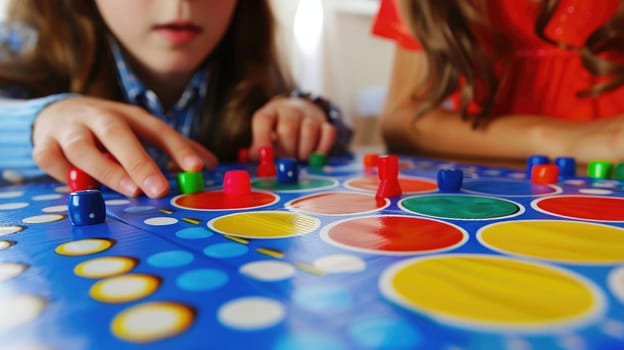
[380,46,624,164]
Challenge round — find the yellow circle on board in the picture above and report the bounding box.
[90,273,160,303]
[209,211,319,239]
[55,238,114,256]
[478,220,624,264]
[74,256,137,279]
[111,301,194,343]
[381,255,601,332]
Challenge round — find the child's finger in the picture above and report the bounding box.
[189,140,218,169]
[275,108,302,157]
[32,138,72,185]
[296,118,321,160]
[90,115,169,198]
[250,104,278,158]
[315,123,337,155]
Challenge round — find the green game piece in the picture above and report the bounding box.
[177,171,205,194]
[615,162,624,182]
[587,160,613,179]
[308,152,327,168]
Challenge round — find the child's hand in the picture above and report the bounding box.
[32,96,217,198]
[250,96,336,160]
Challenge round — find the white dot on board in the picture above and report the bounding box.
[32,194,63,201]
[144,217,178,226]
[601,319,624,339]
[0,263,27,282]
[106,199,131,206]
[239,261,295,281]
[54,186,69,193]
[0,191,24,199]
[313,254,366,274]
[0,226,23,236]
[22,214,64,224]
[0,295,46,330]
[2,170,24,184]
[507,172,527,179]
[579,188,612,195]
[0,202,29,210]
[42,205,68,213]
[218,297,285,330]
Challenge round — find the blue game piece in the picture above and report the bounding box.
[437,169,463,192]
[526,154,549,175]
[276,158,299,184]
[68,190,106,226]
[554,156,576,178]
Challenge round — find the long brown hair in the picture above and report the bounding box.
[401,0,624,127]
[0,0,293,161]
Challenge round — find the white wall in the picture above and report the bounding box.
[272,0,394,147]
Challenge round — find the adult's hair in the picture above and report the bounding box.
[0,0,292,161]
[400,0,624,127]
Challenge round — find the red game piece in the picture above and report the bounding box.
[68,166,99,192]
[237,148,250,164]
[531,164,559,184]
[256,145,276,177]
[375,155,402,199]
[363,153,379,168]
[223,170,251,196]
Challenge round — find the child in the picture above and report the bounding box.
[0,0,352,198]
[372,0,624,166]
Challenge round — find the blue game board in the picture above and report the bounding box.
[1,154,623,350]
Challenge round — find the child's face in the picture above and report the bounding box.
[95,0,237,78]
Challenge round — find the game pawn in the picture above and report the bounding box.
[256,145,276,177]
[68,166,100,192]
[223,170,251,196]
[375,155,402,199]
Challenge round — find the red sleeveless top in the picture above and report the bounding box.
[372,0,624,121]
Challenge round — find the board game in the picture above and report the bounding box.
[1,154,624,350]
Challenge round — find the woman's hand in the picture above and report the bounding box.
[32,96,217,198]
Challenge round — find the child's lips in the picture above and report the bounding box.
[153,22,202,45]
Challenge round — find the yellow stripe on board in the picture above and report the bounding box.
[211,212,319,239]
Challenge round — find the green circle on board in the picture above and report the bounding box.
[252,178,334,191]
[401,195,520,219]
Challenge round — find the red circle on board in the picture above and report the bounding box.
[346,177,437,193]
[324,215,466,253]
[172,191,277,210]
[535,195,624,221]
[287,192,387,215]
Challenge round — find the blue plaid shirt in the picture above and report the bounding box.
[110,40,209,166]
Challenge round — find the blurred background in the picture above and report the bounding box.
[272,0,392,150]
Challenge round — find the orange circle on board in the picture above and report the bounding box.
[345,176,437,193]
[286,192,387,215]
